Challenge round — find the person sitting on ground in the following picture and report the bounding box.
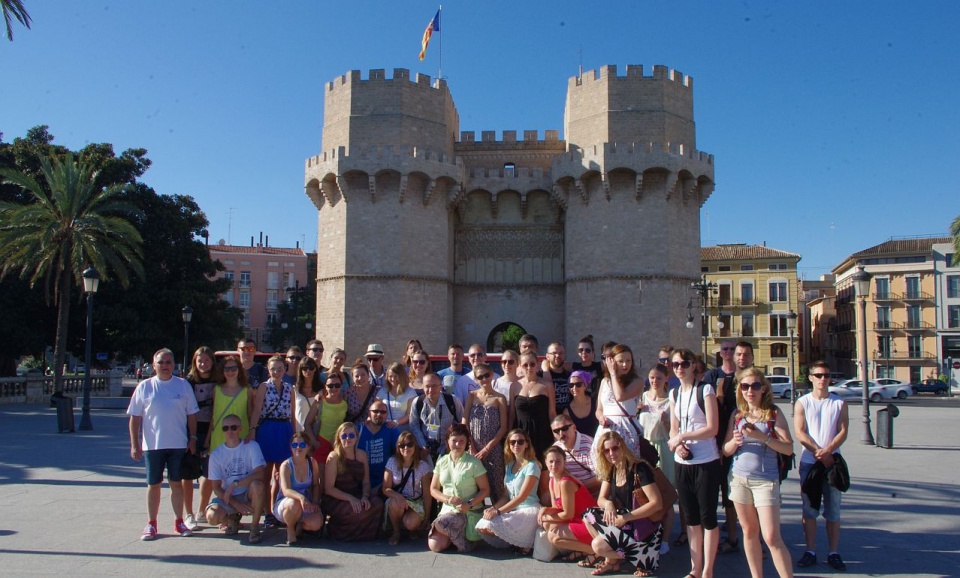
[476,429,543,553]
[274,431,324,546]
[538,445,598,562]
[322,421,384,540]
[303,371,347,465]
[206,414,267,544]
[551,413,601,496]
[383,431,434,545]
[357,399,400,496]
[428,423,491,553]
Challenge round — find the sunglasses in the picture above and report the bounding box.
[569,381,585,388]
[370,409,387,415]
[577,348,593,353]
[326,383,342,389]
[367,355,383,361]
[740,381,764,392]
[222,424,240,432]
[552,424,572,435]
[286,356,303,361]
[222,366,239,372]
[412,359,427,365]
[340,432,356,440]
[301,366,316,371]
[307,347,324,353]
[658,357,670,363]
[398,442,415,449]
[508,439,526,446]
[603,445,621,453]
[475,372,491,380]
[672,360,692,369]
[502,358,517,365]
[290,442,308,449]
[810,373,831,379]
[239,346,256,352]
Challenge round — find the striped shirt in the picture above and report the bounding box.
[554,431,596,484]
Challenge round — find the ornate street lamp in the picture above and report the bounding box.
[852,265,874,444]
[79,266,100,431]
[691,276,719,361]
[182,306,193,377]
[787,310,798,411]
[685,299,695,329]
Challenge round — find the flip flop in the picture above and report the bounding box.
[591,560,621,576]
[578,555,601,568]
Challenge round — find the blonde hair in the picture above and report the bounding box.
[330,422,358,475]
[503,429,538,467]
[735,368,775,421]
[386,362,410,395]
[593,430,641,482]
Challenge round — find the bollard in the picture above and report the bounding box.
[875,403,900,449]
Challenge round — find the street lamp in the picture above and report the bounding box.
[181,306,193,377]
[691,276,719,361]
[685,300,695,329]
[786,310,798,411]
[852,264,874,445]
[79,266,100,431]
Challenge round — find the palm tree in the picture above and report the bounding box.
[2,0,31,41]
[952,214,960,266]
[0,152,144,394]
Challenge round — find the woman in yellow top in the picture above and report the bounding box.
[207,355,253,452]
[304,370,348,466]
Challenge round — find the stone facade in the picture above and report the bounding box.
[305,65,715,362]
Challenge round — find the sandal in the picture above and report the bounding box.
[673,531,688,546]
[718,539,739,554]
[564,552,586,562]
[591,559,621,576]
[224,513,241,536]
[633,570,653,577]
[388,532,401,545]
[248,525,262,544]
[578,555,601,568]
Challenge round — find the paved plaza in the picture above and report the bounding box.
[0,397,958,577]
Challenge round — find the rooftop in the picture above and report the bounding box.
[207,244,306,257]
[701,244,801,262]
[848,236,951,259]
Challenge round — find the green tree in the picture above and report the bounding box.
[2,0,30,41]
[0,152,144,393]
[951,213,960,266]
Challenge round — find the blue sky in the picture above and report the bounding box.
[3,1,958,278]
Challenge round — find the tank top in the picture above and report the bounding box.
[798,393,845,465]
[551,474,597,516]
[274,457,314,509]
[731,414,779,481]
[317,398,348,442]
[209,386,250,451]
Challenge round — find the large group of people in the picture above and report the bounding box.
[127,335,851,577]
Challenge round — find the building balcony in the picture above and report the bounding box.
[902,320,934,331]
[873,321,902,331]
[872,292,902,301]
[888,350,936,361]
[714,297,763,308]
[903,291,935,302]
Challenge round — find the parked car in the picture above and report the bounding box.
[830,379,913,401]
[912,379,949,395]
[75,364,86,375]
[766,375,794,399]
[136,363,155,380]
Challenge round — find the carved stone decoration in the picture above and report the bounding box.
[398,175,408,204]
[423,178,436,206]
[520,191,528,219]
[635,173,644,200]
[490,192,499,219]
[684,180,699,205]
[335,175,349,203]
[602,172,611,201]
[368,175,377,203]
[456,226,563,261]
[550,183,568,210]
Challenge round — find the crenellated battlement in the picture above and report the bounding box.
[458,129,562,144]
[570,64,693,89]
[305,144,463,169]
[553,141,714,165]
[325,68,449,92]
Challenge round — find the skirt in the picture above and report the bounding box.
[257,419,293,463]
[583,507,662,572]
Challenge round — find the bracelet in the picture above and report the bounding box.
[494,507,501,515]
[189,435,198,440]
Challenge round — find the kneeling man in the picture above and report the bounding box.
[206,414,268,543]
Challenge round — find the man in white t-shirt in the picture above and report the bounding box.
[206,413,268,543]
[127,348,199,541]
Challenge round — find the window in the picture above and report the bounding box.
[949,305,960,329]
[876,306,891,329]
[908,335,922,357]
[285,272,296,288]
[770,343,787,358]
[909,366,921,383]
[947,275,960,299]
[223,291,234,306]
[718,284,731,306]
[906,305,921,328]
[224,259,235,265]
[701,266,709,273]
[741,283,754,305]
[238,290,250,308]
[267,313,278,325]
[905,277,920,299]
[718,265,731,272]
[769,281,787,302]
[504,162,516,177]
[768,263,787,270]
[267,261,279,267]
[718,314,731,337]
[239,271,251,288]
[770,314,789,337]
[267,271,279,290]
[875,277,890,299]
[741,313,754,337]
[740,264,754,271]
[242,311,250,328]
[266,290,278,309]
[878,335,892,357]
[223,271,234,286]
[877,365,893,379]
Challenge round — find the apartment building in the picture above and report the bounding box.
[933,241,960,386]
[832,237,949,384]
[802,274,837,370]
[208,241,309,345]
[700,244,802,376]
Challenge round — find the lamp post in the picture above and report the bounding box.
[79,266,100,431]
[691,276,719,361]
[305,321,313,341]
[852,265,874,445]
[786,310,798,412]
[685,300,696,329]
[181,306,193,377]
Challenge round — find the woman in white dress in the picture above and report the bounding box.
[475,429,542,552]
[593,344,645,458]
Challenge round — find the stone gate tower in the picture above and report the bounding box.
[305,64,714,361]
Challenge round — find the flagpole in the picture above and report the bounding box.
[437,5,442,80]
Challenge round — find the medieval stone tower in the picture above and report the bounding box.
[305,64,714,362]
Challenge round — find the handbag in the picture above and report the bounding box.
[532,527,561,562]
[180,450,204,481]
[631,462,678,523]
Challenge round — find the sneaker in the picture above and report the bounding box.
[140,522,158,541]
[796,551,817,567]
[174,519,193,537]
[827,553,847,571]
[184,513,199,531]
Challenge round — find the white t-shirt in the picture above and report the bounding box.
[454,370,500,406]
[207,441,266,496]
[493,376,518,407]
[126,376,199,451]
[671,383,720,465]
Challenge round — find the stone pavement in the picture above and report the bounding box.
[0,398,958,577]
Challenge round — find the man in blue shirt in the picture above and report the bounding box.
[357,400,400,495]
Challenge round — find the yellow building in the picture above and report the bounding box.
[832,237,949,383]
[700,244,801,376]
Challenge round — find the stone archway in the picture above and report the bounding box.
[487,321,527,354]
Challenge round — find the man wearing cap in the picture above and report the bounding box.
[365,344,387,389]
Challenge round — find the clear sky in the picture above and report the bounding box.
[3,1,958,278]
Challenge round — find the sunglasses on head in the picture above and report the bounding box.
[672,360,692,369]
[552,424,572,435]
[222,424,240,432]
[740,381,764,391]
[290,442,307,449]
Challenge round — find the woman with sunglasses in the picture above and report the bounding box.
[250,355,298,509]
[401,339,424,373]
[381,362,417,432]
[476,429,542,553]
[594,344,645,457]
[294,357,322,433]
[428,423,491,552]
[668,348,721,578]
[303,371,348,466]
[383,431,434,545]
[563,370,598,437]
[515,352,556,459]
[208,355,253,453]
[582,430,664,577]
[322,348,352,389]
[493,349,522,429]
[407,350,430,392]
[721,369,795,578]
[345,361,380,426]
[182,346,221,529]
[322,422,384,540]
[274,432,324,545]
[539,445,598,561]
[463,362,508,502]
[638,363,678,548]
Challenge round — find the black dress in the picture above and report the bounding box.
[514,394,552,458]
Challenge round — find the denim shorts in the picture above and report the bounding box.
[799,462,842,522]
[144,448,186,485]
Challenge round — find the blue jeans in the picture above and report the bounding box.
[799,461,842,522]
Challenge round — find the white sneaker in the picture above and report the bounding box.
[184,514,199,531]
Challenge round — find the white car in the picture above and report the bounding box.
[830,379,913,402]
[766,375,794,399]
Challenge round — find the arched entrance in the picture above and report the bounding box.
[487,322,527,354]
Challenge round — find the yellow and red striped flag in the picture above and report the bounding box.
[418,9,440,60]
